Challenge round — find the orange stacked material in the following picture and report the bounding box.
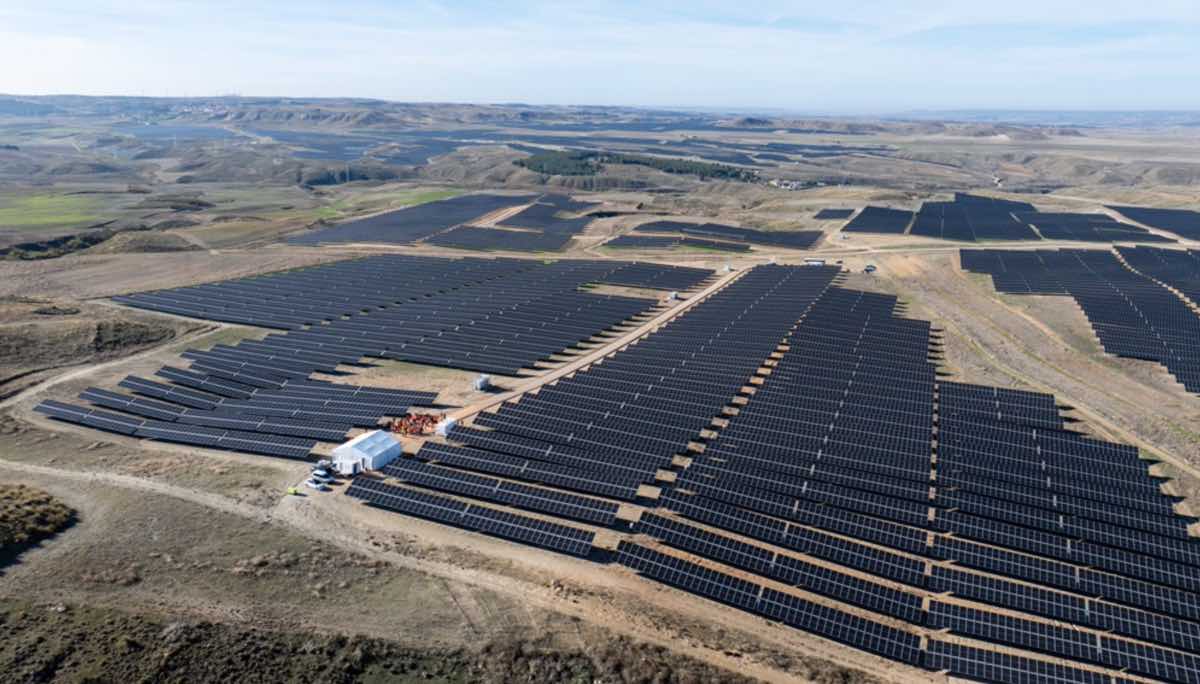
[390,414,439,436]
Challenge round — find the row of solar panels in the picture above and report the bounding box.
[347,465,1127,682]
[962,247,1200,394]
[603,234,751,252]
[842,193,1187,244]
[32,347,442,457]
[35,400,316,459]
[345,451,1195,681]
[616,541,1183,684]
[115,256,712,376]
[346,477,595,557]
[288,194,538,245]
[632,220,824,249]
[428,195,601,252]
[358,264,1200,681]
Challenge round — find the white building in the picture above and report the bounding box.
[331,430,401,475]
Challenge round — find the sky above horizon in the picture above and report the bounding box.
[3,1,1199,113]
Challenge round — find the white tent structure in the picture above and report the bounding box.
[332,430,401,475]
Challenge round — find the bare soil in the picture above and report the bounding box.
[0,598,759,684]
[0,299,202,400]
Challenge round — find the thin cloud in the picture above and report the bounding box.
[1,1,1197,110]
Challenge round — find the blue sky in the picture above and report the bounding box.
[2,1,1199,112]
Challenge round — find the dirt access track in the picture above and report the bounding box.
[4,244,1200,682]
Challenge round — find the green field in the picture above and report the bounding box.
[0,193,102,231]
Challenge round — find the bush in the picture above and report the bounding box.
[0,484,75,549]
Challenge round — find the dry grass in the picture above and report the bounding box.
[0,483,74,549]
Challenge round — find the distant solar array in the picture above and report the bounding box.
[425,226,574,252]
[429,194,600,252]
[113,255,710,376]
[962,247,1200,393]
[1110,206,1200,241]
[594,262,714,291]
[844,193,1181,244]
[1018,212,1172,243]
[912,194,1039,241]
[289,194,533,245]
[842,206,914,234]
[602,234,751,252]
[339,261,1200,681]
[633,220,823,249]
[814,208,855,220]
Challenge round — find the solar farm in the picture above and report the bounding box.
[9,172,1200,681]
[23,235,1200,683]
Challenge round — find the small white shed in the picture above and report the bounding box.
[332,430,401,475]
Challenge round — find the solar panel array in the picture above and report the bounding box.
[114,255,706,376]
[814,209,855,220]
[429,194,599,252]
[962,247,1200,393]
[34,369,435,458]
[1017,212,1172,243]
[289,194,534,245]
[345,477,596,557]
[841,206,914,234]
[911,194,1039,241]
[632,220,823,249]
[38,255,719,459]
[1118,246,1200,314]
[602,234,751,252]
[594,262,714,291]
[1109,206,1200,240]
[845,194,1179,245]
[339,260,1200,681]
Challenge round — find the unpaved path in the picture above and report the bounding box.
[0,458,271,522]
[0,453,910,684]
[0,323,219,411]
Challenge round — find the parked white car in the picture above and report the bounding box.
[302,479,330,492]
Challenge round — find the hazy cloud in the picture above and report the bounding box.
[2,1,1198,111]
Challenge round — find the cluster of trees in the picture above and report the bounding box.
[514,150,599,176]
[515,149,757,181]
